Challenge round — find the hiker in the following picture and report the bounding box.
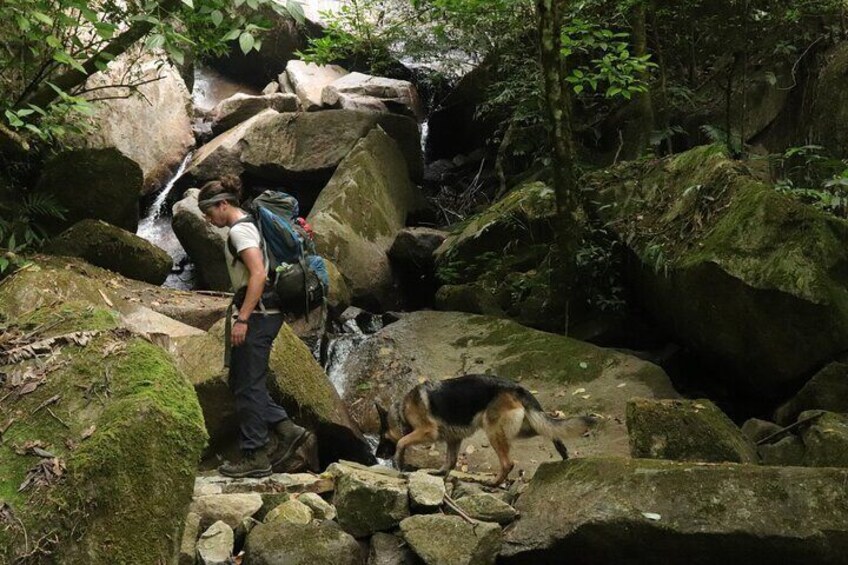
[198,175,309,478]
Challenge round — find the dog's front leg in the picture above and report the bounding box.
[394,427,437,471]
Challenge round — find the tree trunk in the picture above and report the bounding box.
[619,1,655,160]
[536,0,580,331]
[18,0,180,111]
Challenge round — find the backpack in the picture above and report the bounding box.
[227,190,329,317]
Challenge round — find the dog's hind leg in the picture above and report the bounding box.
[435,439,461,476]
[485,407,524,486]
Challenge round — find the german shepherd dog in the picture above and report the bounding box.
[375,374,596,485]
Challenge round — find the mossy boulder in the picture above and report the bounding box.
[308,127,425,310]
[626,398,758,463]
[169,319,375,468]
[808,43,848,159]
[331,462,410,538]
[244,520,363,565]
[400,514,502,565]
[774,362,848,425]
[338,311,678,479]
[588,144,848,395]
[800,411,848,467]
[46,219,172,285]
[38,147,143,232]
[501,458,848,564]
[0,298,207,562]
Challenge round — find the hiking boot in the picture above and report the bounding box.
[218,448,273,479]
[270,419,309,467]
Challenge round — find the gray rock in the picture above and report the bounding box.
[264,498,314,525]
[298,492,337,520]
[741,418,783,443]
[800,411,848,467]
[332,462,410,538]
[454,493,517,525]
[400,514,501,565]
[179,512,202,565]
[322,72,423,120]
[245,520,363,565]
[774,362,848,425]
[407,471,445,510]
[759,434,806,466]
[285,60,349,111]
[627,398,759,463]
[388,228,447,278]
[368,532,418,565]
[234,516,260,554]
[171,188,230,291]
[211,92,300,135]
[196,521,234,565]
[45,219,172,285]
[501,458,848,564]
[262,81,280,95]
[190,493,263,530]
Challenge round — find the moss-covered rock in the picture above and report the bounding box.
[400,514,501,565]
[307,126,425,310]
[338,311,677,479]
[774,362,848,425]
[244,520,363,565]
[801,411,848,467]
[626,398,758,463]
[501,458,848,564]
[332,463,410,538]
[45,219,172,285]
[588,144,848,395]
[38,147,143,232]
[808,43,848,159]
[0,324,206,563]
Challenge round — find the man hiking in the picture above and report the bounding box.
[198,175,309,478]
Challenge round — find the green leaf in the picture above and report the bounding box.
[170,48,185,66]
[181,0,194,7]
[147,34,166,49]
[46,35,62,49]
[211,10,224,27]
[32,11,54,26]
[4,110,23,128]
[0,258,9,274]
[287,0,306,24]
[239,32,255,54]
[222,28,241,41]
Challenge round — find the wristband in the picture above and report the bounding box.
[234,318,249,325]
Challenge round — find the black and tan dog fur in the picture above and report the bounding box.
[375,374,596,485]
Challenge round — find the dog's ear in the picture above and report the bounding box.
[375,402,389,431]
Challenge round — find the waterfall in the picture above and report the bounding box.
[137,153,193,289]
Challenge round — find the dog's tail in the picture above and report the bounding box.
[519,390,597,459]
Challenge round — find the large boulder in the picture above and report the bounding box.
[307,127,425,310]
[588,144,848,396]
[210,92,300,135]
[336,310,678,479]
[38,147,143,232]
[0,273,207,562]
[182,109,279,188]
[800,411,848,467]
[168,319,375,468]
[330,462,410,538]
[244,520,363,565]
[626,398,758,463]
[774,362,848,425]
[807,43,848,159]
[388,227,447,309]
[400,514,501,565]
[46,219,172,285]
[501,458,848,564]
[240,110,423,204]
[74,49,195,194]
[322,72,424,120]
[172,188,231,291]
[285,60,350,111]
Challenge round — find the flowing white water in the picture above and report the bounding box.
[136,153,194,289]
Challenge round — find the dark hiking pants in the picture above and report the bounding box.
[228,313,288,451]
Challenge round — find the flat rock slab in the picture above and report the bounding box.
[197,521,234,565]
[400,514,501,565]
[190,493,263,530]
[501,458,848,565]
[408,471,446,510]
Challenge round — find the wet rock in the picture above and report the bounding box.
[171,188,230,291]
[211,92,299,135]
[322,72,423,120]
[286,60,349,111]
[46,219,172,285]
[589,144,848,396]
[627,398,758,464]
[400,514,501,565]
[244,520,363,565]
[197,521,234,565]
[190,493,263,530]
[368,532,418,565]
[389,227,447,308]
[774,362,848,425]
[39,147,143,232]
[801,411,848,467]
[179,512,202,565]
[453,493,517,525]
[332,462,410,538]
[408,471,446,511]
[264,498,314,525]
[298,492,337,520]
[501,458,848,564]
[308,127,425,310]
[74,49,194,194]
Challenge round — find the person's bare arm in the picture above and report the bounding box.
[232,246,266,346]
